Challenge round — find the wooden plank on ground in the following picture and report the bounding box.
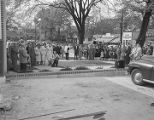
[57,111,106,120]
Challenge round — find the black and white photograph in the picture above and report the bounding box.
[0,0,154,120]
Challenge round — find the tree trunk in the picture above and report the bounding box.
[136,10,152,47]
[78,26,85,44]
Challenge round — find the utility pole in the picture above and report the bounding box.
[35,22,36,42]
[34,17,37,42]
[0,0,6,79]
[120,10,124,44]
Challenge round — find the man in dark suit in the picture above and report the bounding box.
[150,45,153,55]
[10,42,19,72]
[74,44,79,60]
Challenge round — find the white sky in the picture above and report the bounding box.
[7,0,117,27]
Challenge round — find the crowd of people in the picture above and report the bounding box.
[7,39,154,73]
[7,40,62,72]
[72,41,153,66]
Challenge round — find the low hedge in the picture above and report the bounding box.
[74,66,89,70]
[60,67,73,71]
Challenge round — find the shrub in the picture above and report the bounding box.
[75,66,89,70]
[96,66,103,69]
[39,69,51,72]
[60,67,73,71]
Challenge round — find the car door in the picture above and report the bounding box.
[141,64,153,80]
[151,61,154,80]
[152,66,154,80]
[142,56,154,81]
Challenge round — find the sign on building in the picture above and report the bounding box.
[146,29,154,38]
[122,32,132,45]
[122,32,132,41]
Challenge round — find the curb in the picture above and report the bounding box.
[6,68,128,81]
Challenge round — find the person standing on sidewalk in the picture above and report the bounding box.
[60,44,65,59]
[64,44,69,60]
[40,43,47,65]
[46,44,54,66]
[116,45,121,60]
[19,42,29,73]
[130,43,142,61]
[88,43,95,60]
[74,44,79,60]
[125,45,131,65]
[146,43,153,55]
[120,44,126,61]
[52,51,60,67]
[35,44,41,65]
[10,42,19,72]
[27,42,36,67]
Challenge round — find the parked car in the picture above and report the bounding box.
[128,55,154,85]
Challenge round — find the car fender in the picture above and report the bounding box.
[128,63,142,74]
[129,62,153,80]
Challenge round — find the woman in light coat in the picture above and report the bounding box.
[46,44,54,65]
[40,44,47,65]
[130,43,142,61]
[35,44,41,65]
[19,43,29,72]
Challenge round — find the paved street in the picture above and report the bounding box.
[104,76,154,98]
[1,76,154,120]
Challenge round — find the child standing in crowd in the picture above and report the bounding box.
[52,51,60,67]
[100,49,104,60]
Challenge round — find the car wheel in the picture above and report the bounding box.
[131,69,144,85]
